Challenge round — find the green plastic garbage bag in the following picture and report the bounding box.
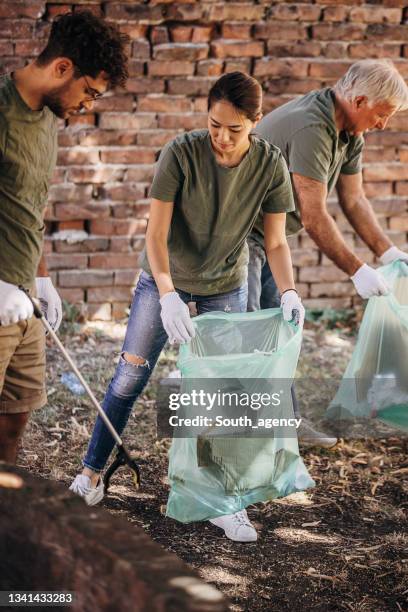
[166,308,315,523]
[327,261,408,431]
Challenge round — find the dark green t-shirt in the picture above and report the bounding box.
[250,87,364,246]
[0,74,58,287]
[140,129,295,295]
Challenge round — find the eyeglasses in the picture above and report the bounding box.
[82,73,104,101]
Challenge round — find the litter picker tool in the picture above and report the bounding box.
[20,286,141,493]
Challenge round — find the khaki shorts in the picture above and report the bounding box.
[0,316,46,414]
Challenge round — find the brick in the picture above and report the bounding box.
[211,40,264,59]
[58,221,84,231]
[366,24,408,41]
[323,6,350,21]
[193,97,208,113]
[126,79,165,94]
[112,201,150,219]
[67,114,96,128]
[316,0,363,5]
[153,42,208,61]
[165,4,203,22]
[254,58,308,78]
[138,94,191,113]
[132,38,150,60]
[89,254,138,269]
[224,59,251,74]
[79,130,138,147]
[265,78,322,95]
[109,237,132,253]
[0,1,45,19]
[0,20,32,38]
[128,60,145,77]
[87,286,133,303]
[254,22,307,41]
[0,41,13,55]
[54,237,110,254]
[267,41,321,58]
[137,129,179,147]
[192,26,213,43]
[395,182,408,195]
[157,113,207,130]
[67,167,125,184]
[100,113,157,131]
[389,217,408,231]
[47,254,88,270]
[290,249,319,267]
[197,60,223,77]
[371,197,406,216]
[89,219,147,236]
[388,114,408,131]
[58,133,79,147]
[167,77,216,96]
[206,4,264,21]
[100,149,156,164]
[54,203,110,220]
[312,23,366,41]
[105,3,165,23]
[48,184,93,203]
[57,149,99,166]
[14,40,44,57]
[299,266,348,282]
[94,95,134,113]
[59,269,114,288]
[269,4,321,21]
[309,61,352,78]
[221,22,252,40]
[363,147,397,163]
[126,165,156,182]
[150,26,169,44]
[169,26,192,43]
[148,61,195,76]
[100,183,146,202]
[349,6,402,24]
[118,22,149,40]
[87,303,112,321]
[349,43,401,59]
[364,164,407,182]
[366,132,408,147]
[310,282,354,298]
[115,269,141,285]
[58,288,85,303]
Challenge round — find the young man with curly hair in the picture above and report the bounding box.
[0,11,128,462]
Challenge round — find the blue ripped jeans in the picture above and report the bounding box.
[83,271,248,472]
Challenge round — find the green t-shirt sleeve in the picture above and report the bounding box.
[287,125,332,184]
[0,113,7,158]
[261,152,295,214]
[149,140,184,202]
[340,136,364,175]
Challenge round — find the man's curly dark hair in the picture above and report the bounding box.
[36,11,129,88]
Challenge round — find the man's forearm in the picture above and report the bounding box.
[304,211,362,276]
[341,194,392,258]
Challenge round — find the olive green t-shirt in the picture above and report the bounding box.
[140,129,295,295]
[250,87,364,246]
[0,74,58,287]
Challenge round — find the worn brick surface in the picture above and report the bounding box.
[0,1,406,317]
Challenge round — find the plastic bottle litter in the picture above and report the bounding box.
[61,372,85,395]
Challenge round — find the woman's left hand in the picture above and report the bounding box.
[280,289,305,327]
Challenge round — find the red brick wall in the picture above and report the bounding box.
[1,0,407,318]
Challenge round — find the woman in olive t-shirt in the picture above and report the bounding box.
[70,72,305,542]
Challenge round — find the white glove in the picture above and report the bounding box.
[280,289,305,327]
[351,264,390,299]
[35,277,62,331]
[160,291,195,344]
[380,246,408,265]
[0,279,34,326]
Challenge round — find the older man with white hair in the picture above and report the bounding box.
[248,59,408,447]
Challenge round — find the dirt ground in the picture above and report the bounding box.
[18,312,407,612]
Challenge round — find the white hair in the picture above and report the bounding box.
[334,59,408,111]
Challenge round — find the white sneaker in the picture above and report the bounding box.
[69,474,104,506]
[209,509,257,542]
